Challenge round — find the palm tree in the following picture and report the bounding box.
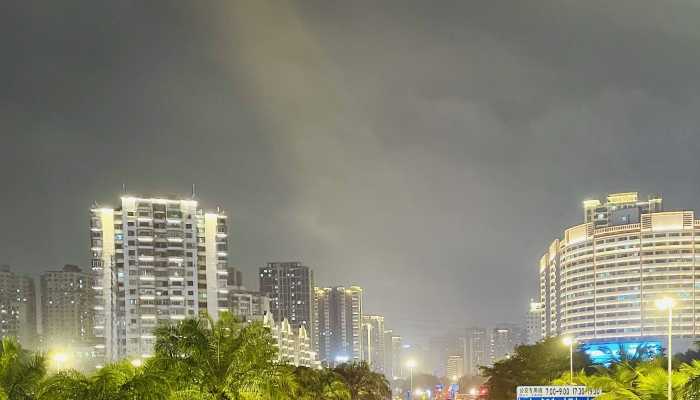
[294,366,350,400]
[333,362,390,400]
[149,312,296,400]
[37,360,169,400]
[679,360,700,400]
[0,337,46,400]
[552,360,693,400]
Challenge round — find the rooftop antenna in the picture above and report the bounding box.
[192,184,196,198]
[122,183,127,194]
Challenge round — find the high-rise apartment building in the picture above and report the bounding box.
[0,265,36,348]
[226,266,243,288]
[526,300,543,344]
[446,355,464,380]
[259,262,314,331]
[90,195,229,361]
[389,334,403,379]
[40,265,94,349]
[539,192,700,342]
[466,327,488,376]
[489,325,524,364]
[313,286,363,365]
[362,315,386,373]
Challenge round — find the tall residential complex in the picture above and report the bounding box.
[40,265,94,349]
[446,355,464,380]
[90,195,228,361]
[226,266,243,288]
[526,300,543,344]
[0,266,36,348]
[388,334,403,379]
[539,192,700,342]
[489,325,524,364]
[361,315,386,373]
[465,327,488,376]
[313,286,364,365]
[259,262,314,331]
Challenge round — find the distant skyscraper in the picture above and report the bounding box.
[313,286,363,365]
[526,300,543,344]
[390,334,403,379]
[362,315,386,374]
[226,266,243,288]
[489,325,525,364]
[429,335,454,377]
[0,265,36,348]
[40,265,94,349]
[466,327,488,376]
[90,195,229,361]
[446,354,464,380]
[259,262,314,331]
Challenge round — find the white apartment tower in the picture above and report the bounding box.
[90,195,228,361]
[361,315,386,374]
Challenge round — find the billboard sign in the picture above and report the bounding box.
[517,386,601,400]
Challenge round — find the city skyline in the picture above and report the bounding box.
[5,0,700,348]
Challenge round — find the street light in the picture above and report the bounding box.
[656,297,674,400]
[406,359,417,399]
[562,337,575,384]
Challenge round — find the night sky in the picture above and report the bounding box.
[3,0,700,344]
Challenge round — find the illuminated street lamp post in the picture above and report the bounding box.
[406,359,417,399]
[50,351,69,370]
[656,297,674,400]
[562,337,575,384]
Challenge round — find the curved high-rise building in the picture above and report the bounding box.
[540,192,700,342]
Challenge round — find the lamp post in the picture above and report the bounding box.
[406,359,417,399]
[656,297,674,400]
[562,337,575,384]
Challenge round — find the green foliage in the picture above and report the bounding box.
[37,360,169,400]
[293,366,350,400]
[0,337,46,400]
[149,312,296,400]
[333,361,390,400]
[481,337,590,400]
[0,315,390,400]
[551,359,698,400]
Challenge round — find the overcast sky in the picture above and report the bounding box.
[3,0,700,345]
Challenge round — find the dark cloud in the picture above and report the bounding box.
[3,0,700,344]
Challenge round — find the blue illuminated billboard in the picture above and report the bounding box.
[581,339,662,365]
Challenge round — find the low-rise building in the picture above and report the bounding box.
[228,287,270,322]
[263,313,320,368]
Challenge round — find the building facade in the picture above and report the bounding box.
[0,265,36,348]
[263,313,320,368]
[489,325,524,364]
[40,265,94,349]
[466,327,488,376]
[313,286,364,365]
[228,287,270,322]
[361,315,386,373]
[259,262,314,332]
[446,355,464,380]
[389,334,403,379]
[539,192,700,342]
[90,195,229,361]
[526,300,543,344]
